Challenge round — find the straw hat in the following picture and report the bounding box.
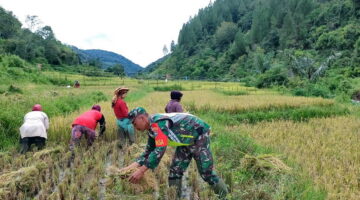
[114,87,129,95]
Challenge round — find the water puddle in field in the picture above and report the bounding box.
[99,147,125,200]
[99,160,111,200]
[99,148,114,200]
[52,168,67,193]
[351,99,360,104]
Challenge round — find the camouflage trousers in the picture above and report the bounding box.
[169,131,220,185]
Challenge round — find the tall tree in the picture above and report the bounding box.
[25,15,42,32]
[251,1,271,43]
[214,21,238,49]
[170,40,176,52]
[0,7,21,39]
[163,45,169,56]
[36,26,55,40]
[106,64,125,77]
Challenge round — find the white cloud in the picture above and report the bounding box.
[0,0,210,67]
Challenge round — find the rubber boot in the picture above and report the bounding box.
[168,178,182,198]
[211,178,228,199]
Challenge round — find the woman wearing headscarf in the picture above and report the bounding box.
[70,104,106,151]
[19,104,49,154]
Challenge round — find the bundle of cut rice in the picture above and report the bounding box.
[241,154,291,176]
[106,165,157,194]
[33,146,64,159]
[0,164,44,199]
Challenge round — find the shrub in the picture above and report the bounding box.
[1,54,26,68]
[218,90,249,96]
[7,85,22,94]
[153,84,183,91]
[256,66,289,88]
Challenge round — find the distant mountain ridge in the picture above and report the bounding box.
[71,47,143,76]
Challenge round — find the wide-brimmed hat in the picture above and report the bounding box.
[114,87,129,95]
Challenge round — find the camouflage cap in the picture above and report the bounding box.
[128,107,147,122]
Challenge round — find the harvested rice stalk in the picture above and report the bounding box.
[0,162,47,198]
[33,146,64,159]
[241,154,291,176]
[106,165,157,194]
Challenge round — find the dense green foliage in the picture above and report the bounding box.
[0,7,142,78]
[150,0,360,98]
[0,7,78,66]
[0,54,75,85]
[194,104,349,124]
[153,84,184,91]
[72,48,144,76]
[105,63,126,77]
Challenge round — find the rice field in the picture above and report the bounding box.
[1,76,360,199]
[239,117,360,199]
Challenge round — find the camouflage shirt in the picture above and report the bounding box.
[136,113,210,169]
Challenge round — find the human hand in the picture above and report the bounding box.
[129,168,145,183]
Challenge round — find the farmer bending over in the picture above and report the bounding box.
[70,105,106,151]
[19,104,49,154]
[120,107,228,199]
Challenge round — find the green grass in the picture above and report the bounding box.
[214,89,250,96]
[153,84,184,91]
[186,103,349,125]
[125,86,153,102]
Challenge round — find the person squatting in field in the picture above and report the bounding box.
[19,104,49,154]
[165,90,184,113]
[120,107,228,199]
[112,86,135,148]
[69,105,106,151]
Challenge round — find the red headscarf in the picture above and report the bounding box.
[92,104,101,112]
[32,104,42,111]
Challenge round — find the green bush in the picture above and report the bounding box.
[217,89,249,96]
[256,66,289,88]
[193,104,348,124]
[7,85,22,94]
[47,76,72,86]
[2,54,26,68]
[153,84,184,91]
[6,67,25,78]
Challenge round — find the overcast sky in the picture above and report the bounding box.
[0,0,210,67]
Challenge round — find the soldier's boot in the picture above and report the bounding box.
[169,178,182,198]
[211,178,228,199]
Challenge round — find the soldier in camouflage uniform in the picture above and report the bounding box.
[120,107,228,199]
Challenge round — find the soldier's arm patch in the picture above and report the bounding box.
[151,123,168,147]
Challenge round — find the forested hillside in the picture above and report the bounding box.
[151,0,360,98]
[0,6,140,78]
[0,7,78,66]
[72,48,143,76]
